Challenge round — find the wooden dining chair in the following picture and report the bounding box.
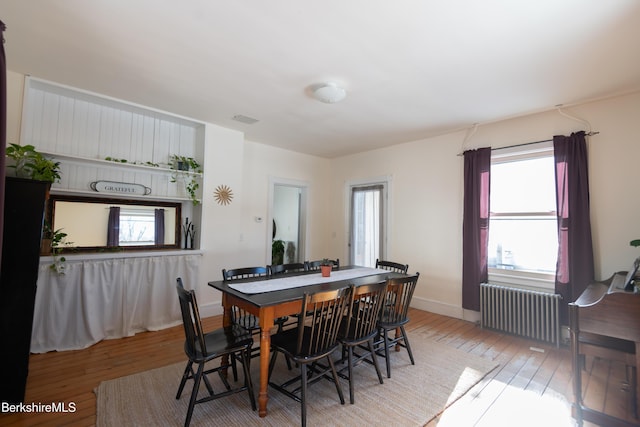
[175,278,256,427]
[221,266,269,331]
[375,273,419,378]
[222,266,288,362]
[306,258,340,271]
[375,258,409,274]
[337,281,388,404]
[268,262,307,276]
[268,285,354,427]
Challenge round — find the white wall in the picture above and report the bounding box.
[329,91,640,320]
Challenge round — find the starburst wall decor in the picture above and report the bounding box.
[213,184,234,205]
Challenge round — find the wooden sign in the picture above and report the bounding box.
[90,181,151,196]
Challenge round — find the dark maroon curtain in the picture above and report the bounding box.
[554,131,594,324]
[107,206,120,247]
[462,147,491,311]
[0,21,7,263]
[154,208,164,245]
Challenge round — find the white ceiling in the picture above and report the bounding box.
[2,1,640,158]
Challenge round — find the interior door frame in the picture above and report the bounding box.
[345,175,392,266]
[267,176,309,264]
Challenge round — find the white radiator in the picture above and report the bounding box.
[480,283,561,347]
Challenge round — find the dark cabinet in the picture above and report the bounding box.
[0,177,48,403]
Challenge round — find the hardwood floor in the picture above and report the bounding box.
[0,309,635,426]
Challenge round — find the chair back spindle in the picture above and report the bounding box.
[383,274,419,325]
[296,286,353,358]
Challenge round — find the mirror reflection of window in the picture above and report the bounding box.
[49,196,180,251]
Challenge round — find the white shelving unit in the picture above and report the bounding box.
[21,77,206,203]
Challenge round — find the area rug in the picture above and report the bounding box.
[96,333,498,426]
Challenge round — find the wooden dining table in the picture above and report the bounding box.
[208,266,406,417]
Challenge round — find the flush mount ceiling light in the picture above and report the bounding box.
[312,82,347,104]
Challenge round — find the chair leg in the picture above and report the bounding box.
[300,363,308,427]
[184,362,205,427]
[347,346,355,404]
[400,326,415,365]
[383,328,392,378]
[327,355,346,405]
[240,349,257,411]
[231,351,239,382]
[367,339,384,385]
[176,361,193,399]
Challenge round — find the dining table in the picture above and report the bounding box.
[208,265,407,418]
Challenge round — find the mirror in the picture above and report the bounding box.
[46,195,181,251]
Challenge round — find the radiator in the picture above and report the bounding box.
[480,283,561,347]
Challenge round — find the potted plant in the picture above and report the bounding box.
[42,226,73,274]
[6,143,61,183]
[272,239,285,265]
[169,155,202,205]
[320,258,333,277]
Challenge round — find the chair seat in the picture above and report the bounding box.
[189,325,254,361]
[339,318,378,346]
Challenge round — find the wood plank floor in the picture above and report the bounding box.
[0,309,635,426]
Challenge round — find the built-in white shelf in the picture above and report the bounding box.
[40,151,203,177]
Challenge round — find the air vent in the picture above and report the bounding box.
[232,114,259,124]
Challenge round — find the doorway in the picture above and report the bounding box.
[348,179,389,267]
[269,179,308,264]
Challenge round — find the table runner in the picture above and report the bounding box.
[227,267,390,294]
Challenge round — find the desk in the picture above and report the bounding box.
[569,273,640,426]
[208,267,405,417]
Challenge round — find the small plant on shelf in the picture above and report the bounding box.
[6,143,61,183]
[170,155,201,173]
[169,155,202,205]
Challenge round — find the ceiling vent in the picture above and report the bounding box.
[232,114,259,124]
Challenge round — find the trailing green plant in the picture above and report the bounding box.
[104,156,160,168]
[6,143,61,183]
[43,223,73,274]
[170,154,201,173]
[169,155,202,205]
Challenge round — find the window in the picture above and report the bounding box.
[487,143,557,285]
[119,208,157,246]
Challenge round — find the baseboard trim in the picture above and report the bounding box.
[410,296,481,323]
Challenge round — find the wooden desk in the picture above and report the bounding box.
[208,267,404,417]
[569,274,640,426]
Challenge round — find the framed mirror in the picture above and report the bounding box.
[46,194,182,252]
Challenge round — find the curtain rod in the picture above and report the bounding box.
[457,131,599,156]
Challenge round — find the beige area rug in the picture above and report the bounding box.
[96,333,498,426]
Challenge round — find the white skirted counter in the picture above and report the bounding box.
[31,251,202,353]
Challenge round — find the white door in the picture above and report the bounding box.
[349,183,387,267]
[269,178,308,264]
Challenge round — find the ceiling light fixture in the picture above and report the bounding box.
[312,82,346,104]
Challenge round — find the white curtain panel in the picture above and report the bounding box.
[30,253,201,353]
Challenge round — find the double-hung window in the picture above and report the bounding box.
[487,142,557,289]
